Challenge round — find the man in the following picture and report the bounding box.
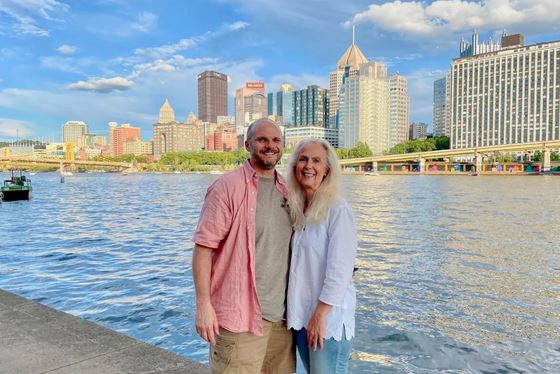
[193,118,295,374]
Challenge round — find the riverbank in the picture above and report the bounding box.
[0,289,207,373]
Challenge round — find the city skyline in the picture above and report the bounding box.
[1,0,560,140]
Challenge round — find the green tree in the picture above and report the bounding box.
[434,136,450,150]
[349,142,373,158]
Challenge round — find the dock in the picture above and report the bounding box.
[0,289,208,373]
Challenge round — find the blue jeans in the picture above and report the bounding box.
[295,328,353,374]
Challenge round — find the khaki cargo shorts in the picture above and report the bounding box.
[210,320,295,374]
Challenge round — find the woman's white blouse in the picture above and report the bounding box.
[287,200,357,341]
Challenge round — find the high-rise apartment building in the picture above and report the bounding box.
[62,121,88,147]
[197,71,228,124]
[293,85,328,127]
[329,29,368,128]
[389,74,409,147]
[235,82,267,128]
[450,33,560,149]
[433,73,451,137]
[109,122,141,157]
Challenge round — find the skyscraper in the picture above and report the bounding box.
[153,99,204,159]
[197,71,228,124]
[293,85,328,127]
[62,121,88,146]
[235,82,267,128]
[389,74,409,147]
[268,83,294,125]
[329,27,368,128]
[433,73,450,137]
[159,99,175,124]
[450,33,560,149]
[339,61,390,153]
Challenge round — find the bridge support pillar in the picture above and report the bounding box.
[474,154,482,173]
[543,148,551,172]
[419,158,425,173]
[372,161,378,173]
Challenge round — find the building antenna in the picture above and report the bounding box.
[352,25,355,45]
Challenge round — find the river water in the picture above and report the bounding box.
[0,173,559,373]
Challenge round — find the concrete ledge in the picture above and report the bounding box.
[0,289,208,374]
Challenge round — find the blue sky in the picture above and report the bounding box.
[1,0,559,141]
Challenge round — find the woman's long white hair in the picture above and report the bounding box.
[286,138,341,230]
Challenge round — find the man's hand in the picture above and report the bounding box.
[195,301,220,345]
[192,244,218,345]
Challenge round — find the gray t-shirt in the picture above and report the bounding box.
[255,176,293,322]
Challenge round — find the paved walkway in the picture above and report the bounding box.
[0,289,208,373]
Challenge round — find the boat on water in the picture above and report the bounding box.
[1,170,32,201]
[364,171,380,176]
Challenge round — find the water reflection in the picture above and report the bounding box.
[0,173,559,372]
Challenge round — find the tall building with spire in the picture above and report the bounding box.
[339,61,390,153]
[159,99,175,124]
[153,99,204,159]
[329,26,368,128]
[197,71,228,124]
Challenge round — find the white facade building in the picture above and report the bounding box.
[284,126,339,149]
[389,74,409,148]
[450,34,560,149]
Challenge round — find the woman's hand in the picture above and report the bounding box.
[307,301,333,351]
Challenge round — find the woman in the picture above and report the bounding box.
[286,138,357,373]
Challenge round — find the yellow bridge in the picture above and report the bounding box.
[340,140,560,173]
[0,155,131,171]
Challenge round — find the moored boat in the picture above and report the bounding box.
[1,170,32,201]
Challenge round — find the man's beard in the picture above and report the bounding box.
[256,153,280,170]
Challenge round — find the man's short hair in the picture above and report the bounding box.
[246,118,278,141]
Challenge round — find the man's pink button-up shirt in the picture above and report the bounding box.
[193,160,288,336]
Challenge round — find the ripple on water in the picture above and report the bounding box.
[1,173,559,372]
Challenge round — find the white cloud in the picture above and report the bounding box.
[0,0,69,37]
[346,0,560,37]
[130,11,158,33]
[0,58,264,136]
[130,56,220,78]
[57,44,76,54]
[0,118,34,137]
[131,38,196,61]
[66,77,133,93]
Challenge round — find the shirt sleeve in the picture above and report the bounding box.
[193,178,233,249]
[319,202,357,307]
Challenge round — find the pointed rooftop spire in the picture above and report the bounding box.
[337,26,368,70]
[159,98,175,124]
